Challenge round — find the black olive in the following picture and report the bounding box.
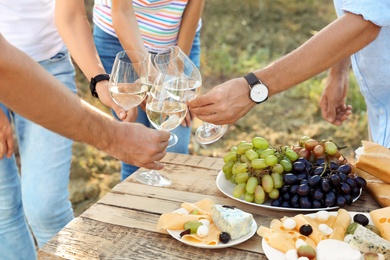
[353,214,369,226]
[299,224,313,236]
[179,229,191,237]
[219,232,231,243]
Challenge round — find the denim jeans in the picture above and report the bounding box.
[0,47,76,260]
[93,26,201,180]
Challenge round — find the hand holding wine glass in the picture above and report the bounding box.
[133,73,188,186]
[154,46,228,145]
[109,50,148,120]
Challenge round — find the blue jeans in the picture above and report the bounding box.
[93,26,201,180]
[0,47,76,260]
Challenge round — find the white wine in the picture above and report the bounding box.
[109,83,148,111]
[146,101,187,131]
[163,78,201,101]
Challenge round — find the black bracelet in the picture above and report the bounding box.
[90,74,110,98]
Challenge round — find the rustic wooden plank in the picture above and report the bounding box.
[39,217,266,260]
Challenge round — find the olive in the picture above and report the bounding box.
[179,229,191,237]
[346,222,359,235]
[299,224,313,236]
[353,214,369,226]
[219,232,231,244]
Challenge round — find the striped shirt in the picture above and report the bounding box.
[93,0,201,52]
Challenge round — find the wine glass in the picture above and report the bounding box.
[108,50,149,112]
[154,46,227,145]
[133,74,188,186]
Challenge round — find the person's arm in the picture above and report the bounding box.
[55,0,127,121]
[176,0,205,55]
[319,58,352,125]
[111,0,148,55]
[0,34,170,169]
[188,12,380,125]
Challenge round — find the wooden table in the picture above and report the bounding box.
[38,153,381,260]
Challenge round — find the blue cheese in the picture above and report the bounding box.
[348,224,390,258]
[211,205,253,240]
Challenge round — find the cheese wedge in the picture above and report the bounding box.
[370,207,390,242]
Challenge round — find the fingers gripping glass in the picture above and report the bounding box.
[154,46,227,145]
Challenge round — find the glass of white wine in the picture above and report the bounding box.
[133,73,188,186]
[154,46,227,145]
[109,50,149,112]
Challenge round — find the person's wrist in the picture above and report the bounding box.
[90,74,110,98]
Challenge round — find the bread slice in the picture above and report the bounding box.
[355,141,390,184]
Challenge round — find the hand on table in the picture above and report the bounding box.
[0,110,14,159]
[187,77,256,125]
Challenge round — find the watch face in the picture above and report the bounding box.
[250,83,268,103]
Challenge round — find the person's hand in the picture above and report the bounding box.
[320,63,352,126]
[187,77,256,125]
[181,109,193,127]
[96,80,128,120]
[0,110,14,159]
[109,122,170,170]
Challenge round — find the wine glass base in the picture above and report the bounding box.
[194,124,228,145]
[133,170,172,187]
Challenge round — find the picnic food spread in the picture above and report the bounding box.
[221,136,366,209]
[157,198,255,246]
[258,207,390,259]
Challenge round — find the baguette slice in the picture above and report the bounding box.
[356,169,390,207]
[355,141,390,184]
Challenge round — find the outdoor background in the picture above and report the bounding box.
[70,0,368,216]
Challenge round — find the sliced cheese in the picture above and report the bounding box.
[181,223,220,245]
[370,207,390,242]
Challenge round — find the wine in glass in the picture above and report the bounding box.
[133,74,188,186]
[154,46,227,145]
[109,50,149,112]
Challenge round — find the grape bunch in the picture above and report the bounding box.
[221,136,367,209]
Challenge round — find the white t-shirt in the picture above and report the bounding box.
[0,0,64,62]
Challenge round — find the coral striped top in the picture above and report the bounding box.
[93,0,201,52]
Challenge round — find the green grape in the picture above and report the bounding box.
[252,136,269,150]
[265,154,278,167]
[235,172,250,184]
[230,146,238,152]
[280,159,292,172]
[261,174,274,193]
[254,185,265,204]
[232,183,246,198]
[268,188,280,200]
[271,164,284,174]
[324,141,338,155]
[184,221,202,234]
[285,149,299,162]
[260,148,275,159]
[223,151,237,163]
[271,172,283,188]
[230,174,237,184]
[240,154,251,164]
[246,176,259,194]
[232,162,247,174]
[299,136,311,147]
[255,148,265,157]
[222,161,235,180]
[251,158,268,170]
[237,142,253,154]
[243,192,254,202]
[245,149,259,161]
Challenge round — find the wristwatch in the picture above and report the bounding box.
[243,72,269,104]
[90,74,110,98]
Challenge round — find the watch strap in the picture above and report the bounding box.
[244,72,261,88]
[90,74,110,98]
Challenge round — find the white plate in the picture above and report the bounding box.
[262,212,371,260]
[216,170,362,212]
[167,208,257,249]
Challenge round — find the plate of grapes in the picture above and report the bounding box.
[216,136,366,212]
